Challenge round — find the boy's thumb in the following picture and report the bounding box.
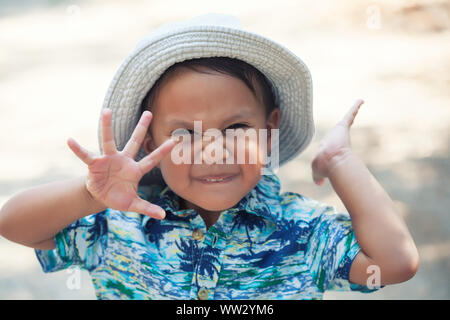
[128,197,166,219]
[312,171,325,186]
[314,178,325,186]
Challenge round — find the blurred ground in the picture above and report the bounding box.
[0,0,449,299]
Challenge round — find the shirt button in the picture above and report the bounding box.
[192,228,204,241]
[197,287,209,300]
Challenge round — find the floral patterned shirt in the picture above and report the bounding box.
[35,171,382,299]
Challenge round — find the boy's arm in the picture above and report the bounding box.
[311,100,419,286]
[327,149,419,285]
[0,110,175,251]
[0,176,107,249]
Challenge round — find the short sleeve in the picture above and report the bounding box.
[305,204,384,293]
[35,210,109,273]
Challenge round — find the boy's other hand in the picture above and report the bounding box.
[67,109,176,219]
[311,99,364,186]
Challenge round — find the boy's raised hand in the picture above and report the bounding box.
[311,99,364,186]
[67,109,176,219]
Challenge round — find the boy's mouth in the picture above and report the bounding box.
[194,173,238,184]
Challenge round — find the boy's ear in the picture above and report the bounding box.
[266,108,281,130]
[266,108,281,154]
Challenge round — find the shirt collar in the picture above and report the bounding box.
[138,168,283,228]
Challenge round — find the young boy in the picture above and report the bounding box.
[0,14,419,300]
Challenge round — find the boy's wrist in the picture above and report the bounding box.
[324,147,355,178]
[80,176,108,214]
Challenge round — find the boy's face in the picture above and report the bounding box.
[143,67,280,214]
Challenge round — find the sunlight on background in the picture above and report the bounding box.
[0,0,449,299]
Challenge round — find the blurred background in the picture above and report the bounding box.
[0,0,448,299]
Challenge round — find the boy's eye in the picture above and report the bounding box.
[227,123,249,130]
[171,124,250,137]
[171,128,200,137]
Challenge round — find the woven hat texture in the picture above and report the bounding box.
[98,13,314,184]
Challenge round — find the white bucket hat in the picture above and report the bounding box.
[98,13,314,184]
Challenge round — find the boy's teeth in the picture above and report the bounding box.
[205,178,225,182]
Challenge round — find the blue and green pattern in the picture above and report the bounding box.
[35,171,382,299]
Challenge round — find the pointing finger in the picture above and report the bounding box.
[339,99,364,128]
[138,138,177,174]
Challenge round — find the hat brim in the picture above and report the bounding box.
[99,25,314,171]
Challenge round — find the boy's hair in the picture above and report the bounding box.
[140,57,279,117]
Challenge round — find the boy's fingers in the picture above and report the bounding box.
[101,108,118,155]
[67,137,95,166]
[138,138,177,174]
[128,197,166,219]
[339,99,364,128]
[122,111,152,159]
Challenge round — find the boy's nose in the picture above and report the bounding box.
[200,134,231,164]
